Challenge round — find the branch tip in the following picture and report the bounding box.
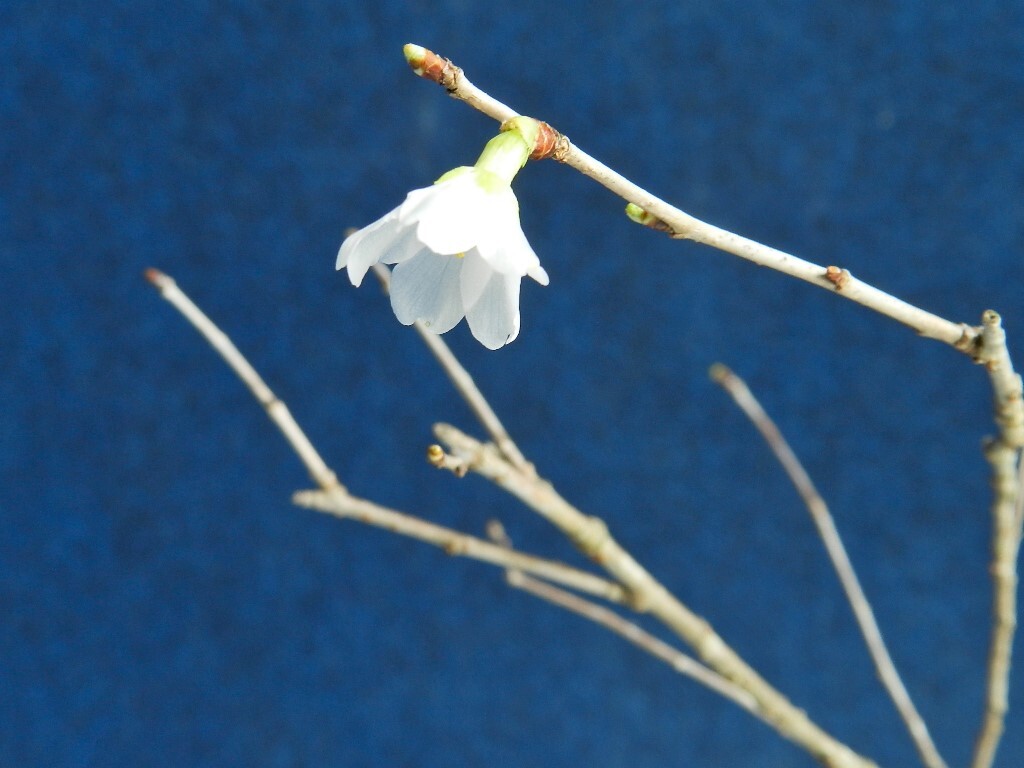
[708,362,732,384]
[402,43,427,69]
[982,309,1002,328]
[403,43,458,88]
[427,442,470,477]
[143,267,171,289]
[426,443,445,466]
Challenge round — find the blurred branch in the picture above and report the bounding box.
[710,363,947,768]
[293,490,627,604]
[483,519,764,721]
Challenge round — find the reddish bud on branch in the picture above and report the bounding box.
[824,265,851,290]
[403,43,459,90]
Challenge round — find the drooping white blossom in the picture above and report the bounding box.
[337,120,548,349]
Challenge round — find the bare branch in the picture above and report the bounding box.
[710,363,947,768]
[482,520,763,723]
[293,489,628,604]
[145,268,628,607]
[509,570,766,720]
[404,46,1024,764]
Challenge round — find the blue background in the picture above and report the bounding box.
[3,1,1023,766]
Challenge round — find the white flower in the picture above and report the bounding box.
[337,168,548,349]
[337,121,550,349]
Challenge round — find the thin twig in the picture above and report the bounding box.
[293,489,628,604]
[971,311,1024,768]
[512,571,766,719]
[483,520,764,722]
[371,263,533,473]
[144,268,345,494]
[403,44,978,352]
[434,422,878,768]
[710,363,947,768]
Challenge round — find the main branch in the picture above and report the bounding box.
[402,44,977,351]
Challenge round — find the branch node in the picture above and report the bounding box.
[824,265,851,290]
[551,133,572,163]
[485,518,513,548]
[501,117,563,161]
[443,538,467,556]
[975,310,1024,449]
[427,443,470,477]
[570,515,613,562]
[625,203,679,237]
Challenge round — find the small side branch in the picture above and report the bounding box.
[483,520,764,722]
[510,571,765,720]
[293,489,628,605]
[710,364,947,768]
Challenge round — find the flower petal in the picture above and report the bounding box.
[476,218,541,276]
[527,262,550,286]
[337,208,403,286]
[459,250,493,311]
[380,226,426,266]
[389,251,466,334]
[463,264,522,350]
[470,188,545,279]
[399,175,486,255]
